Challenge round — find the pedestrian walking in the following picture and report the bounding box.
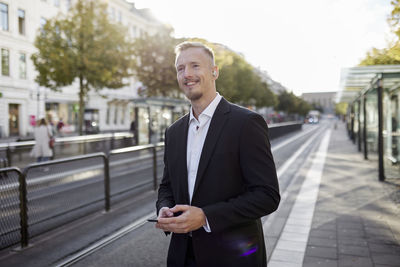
[57,118,65,133]
[130,119,137,145]
[155,41,280,266]
[30,118,53,162]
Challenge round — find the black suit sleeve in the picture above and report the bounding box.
[156,128,175,214]
[202,113,280,232]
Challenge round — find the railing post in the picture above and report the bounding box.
[377,78,385,181]
[19,171,29,248]
[357,100,362,152]
[363,94,368,160]
[152,146,158,191]
[111,133,115,151]
[103,156,111,211]
[6,146,12,167]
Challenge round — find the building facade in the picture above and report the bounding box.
[0,0,176,139]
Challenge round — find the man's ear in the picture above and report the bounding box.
[212,67,219,79]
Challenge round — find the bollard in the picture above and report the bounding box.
[6,146,12,167]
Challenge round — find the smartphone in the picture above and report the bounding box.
[147,219,158,223]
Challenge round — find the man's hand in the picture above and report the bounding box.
[158,207,174,219]
[156,205,206,233]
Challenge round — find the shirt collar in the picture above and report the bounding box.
[189,93,222,124]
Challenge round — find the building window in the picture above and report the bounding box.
[121,107,126,124]
[1,48,10,76]
[18,9,25,35]
[106,105,110,125]
[19,52,26,79]
[114,106,118,124]
[0,3,8,31]
[66,0,72,10]
[110,7,115,20]
[132,25,137,38]
[117,10,122,22]
[40,17,47,32]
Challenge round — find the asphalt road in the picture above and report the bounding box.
[69,122,330,266]
[0,120,331,266]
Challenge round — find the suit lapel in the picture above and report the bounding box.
[193,98,230,199]
[179,114,190,204]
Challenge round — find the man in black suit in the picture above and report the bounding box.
[156,41,280,266]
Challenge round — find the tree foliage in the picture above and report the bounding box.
[132,35,277,108]
[276,91,311,116]
[192,39,276,107]
[359,46,400,65]
[31,0,133,134]
[360,0,400,65]
[335,102,348,116]
[131,26,184,97]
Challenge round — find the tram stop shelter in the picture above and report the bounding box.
[339,65,400,181]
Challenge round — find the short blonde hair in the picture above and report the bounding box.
[175,41,215,65]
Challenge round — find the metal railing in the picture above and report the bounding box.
[0,122,303,250]
[0,132,135,169]
[0,142,164,250]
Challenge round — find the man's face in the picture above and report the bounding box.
[175,47,216,101]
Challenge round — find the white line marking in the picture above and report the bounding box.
[269,129,332,265]
[53,212,156,267]
[53,127,322,265]
[276,127,324,179]
[271,126,316,153]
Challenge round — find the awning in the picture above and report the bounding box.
[337,65,400,103]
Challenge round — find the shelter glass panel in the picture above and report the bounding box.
[383,88,400,178]
[365,89,378,161]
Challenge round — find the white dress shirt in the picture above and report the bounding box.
[187,93,222,232]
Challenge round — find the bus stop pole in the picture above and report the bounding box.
[377,78,385,181]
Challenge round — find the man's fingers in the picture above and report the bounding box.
[170,204,189,213]
[158,215,185,224]
[159,207,174,218]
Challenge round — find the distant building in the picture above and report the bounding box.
[0,0,184,141]
[253,68,287,95]
[301,91,337,114]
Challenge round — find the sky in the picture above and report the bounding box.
[130,0,394,96]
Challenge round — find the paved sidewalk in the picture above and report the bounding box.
[269,122,400,267]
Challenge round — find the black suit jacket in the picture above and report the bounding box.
[157,98,280,267]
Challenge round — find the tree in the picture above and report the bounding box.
[276,91,298,114]
[359,46,400,65]
[296,99,312,117]
[131,26,184,97]
[311,102,324,113]
[335,102,348,116]
[200,40,276,107]
[131,34,277,107]
[360,0,400,65]
[31,0,133,135]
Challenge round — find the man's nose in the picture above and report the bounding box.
[183,67,193,78]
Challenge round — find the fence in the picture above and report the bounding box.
[0,122,303,250]
[0,132,135,169]
[0,143,163,250]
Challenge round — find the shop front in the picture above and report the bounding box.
[132,97,189,145]
[45,102,79,134]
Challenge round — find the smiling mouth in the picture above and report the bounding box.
[184,79,200,87]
